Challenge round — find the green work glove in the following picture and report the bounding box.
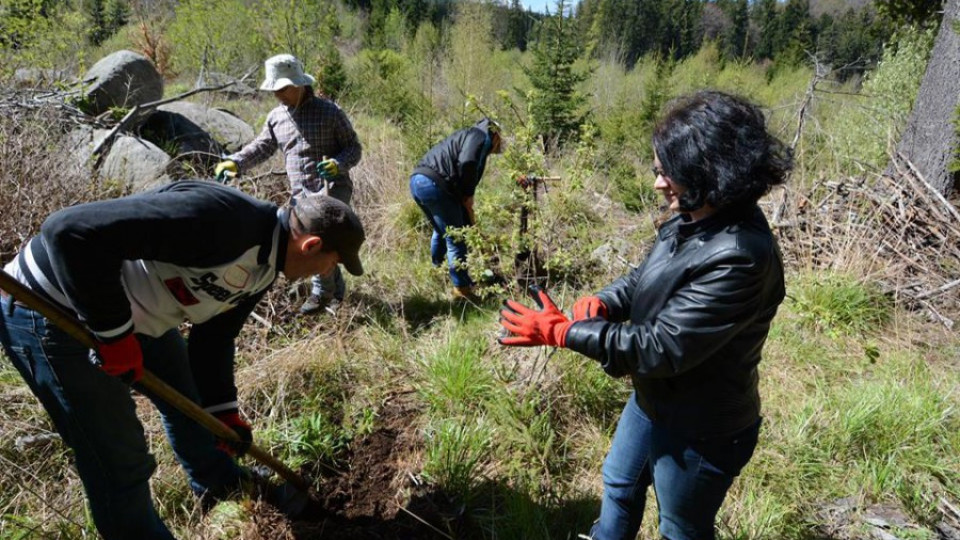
[214,160,238,183]
[317,158,340,180]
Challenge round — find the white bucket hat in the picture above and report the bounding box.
[259,54,316,91]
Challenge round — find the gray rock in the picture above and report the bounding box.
[591,238,632,265]
[68,126,173,191]
[80,50,163,115]
[155,101,254,153]
[102,134,174,191]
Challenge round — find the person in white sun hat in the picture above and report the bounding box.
[216,54,363,316]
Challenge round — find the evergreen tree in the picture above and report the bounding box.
[106,0,128,37]
[504,0,532,51]
[719,0,749,59]
[779,0,814,66]
[525,0,590,151]
[751,0,781,60]
[86,0,108,45]
[366,0,395,48]
[875,0,944,26]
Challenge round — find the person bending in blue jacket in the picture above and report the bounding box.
[410,118,503,298]
[0,181,365,539]
[500,91,793,540]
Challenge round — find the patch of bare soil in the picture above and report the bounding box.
[247,393,464,540]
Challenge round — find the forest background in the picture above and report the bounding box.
[0,0,958,539]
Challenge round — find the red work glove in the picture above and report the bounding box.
[214,411,253,458]
[94,333,144,383]
[572,296,608,321]
[499,288,573,347]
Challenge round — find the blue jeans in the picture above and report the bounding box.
[0,296,244,540]
[409,173,473,288]
[589,392,760,540]
[305,179,352,300]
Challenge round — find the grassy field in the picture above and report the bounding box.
[1,11,959,540]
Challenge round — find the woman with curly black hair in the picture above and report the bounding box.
[499,90,793,540]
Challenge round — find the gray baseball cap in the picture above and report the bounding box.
[290,195,365,276]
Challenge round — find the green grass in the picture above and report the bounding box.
[788,272,893,337]
[421,417,492,504]
[416,332,497,416]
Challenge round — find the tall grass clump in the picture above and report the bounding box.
[421,418,492,505]
[788,272,892,336]
[416,333,496,416]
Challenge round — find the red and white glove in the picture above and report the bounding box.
[499,288,573,348]
[214,410,253,458]
[571,296,608,321]
[94,333,144,383]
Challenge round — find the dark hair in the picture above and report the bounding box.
[652,90,793,212]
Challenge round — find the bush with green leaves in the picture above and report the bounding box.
[347,48,425,124]
[166,0,345,82]
[0,0,91,79]
[824,25,936,174]
[416,334,496,416]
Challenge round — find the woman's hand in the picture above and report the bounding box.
[571,296,608,321]
[499,288,572,347]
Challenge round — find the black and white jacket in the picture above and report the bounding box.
[3,181,289,413]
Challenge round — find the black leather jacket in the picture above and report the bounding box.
[565,204,785,439]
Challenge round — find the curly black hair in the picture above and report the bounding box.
[652,90,793,212]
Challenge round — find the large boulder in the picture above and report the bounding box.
[80,50,163,116]
[154,101,255,153]
[68,126,173,191]
[102,134,173,191]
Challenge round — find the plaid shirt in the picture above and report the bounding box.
[228,95,362,197]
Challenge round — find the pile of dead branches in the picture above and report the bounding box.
[0,89,110,132]
[776,156,960,328]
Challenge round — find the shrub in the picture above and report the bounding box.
[0,2,91,79]
[348,49,424,124]
[824,25,936,174]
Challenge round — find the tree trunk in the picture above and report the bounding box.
[890,0,960,196]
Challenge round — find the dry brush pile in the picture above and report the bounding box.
[774,155,960,329]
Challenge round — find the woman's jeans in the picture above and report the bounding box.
[409,173,473,288]
[0,296,244,540]
[590,392,760,540]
